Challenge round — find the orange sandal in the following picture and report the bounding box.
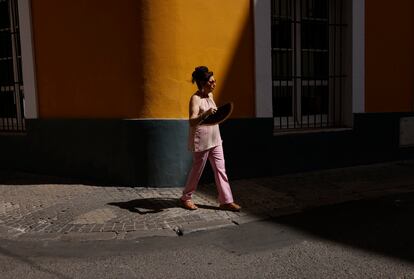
[180,199,198,210]
[219,202,241,212]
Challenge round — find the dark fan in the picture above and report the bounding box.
[200,102,233,126]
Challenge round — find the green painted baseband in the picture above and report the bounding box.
[0,119,193,187]
[0,114,413,187]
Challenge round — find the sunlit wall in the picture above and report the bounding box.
[31,0,255,118]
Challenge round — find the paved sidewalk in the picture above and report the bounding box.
[1,160,414,241]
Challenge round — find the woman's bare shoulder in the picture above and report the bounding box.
[190,92,201,103]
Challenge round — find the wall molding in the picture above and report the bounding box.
[17,0,38,119]
[352,0,365,113]
[253,0,273,118]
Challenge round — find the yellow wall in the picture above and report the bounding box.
[31,0,145,118]
[31,0,255,118]
[365,0,414,112]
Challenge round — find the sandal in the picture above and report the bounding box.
[180,199,198,210]
[219,202,241,212]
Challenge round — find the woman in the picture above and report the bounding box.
[180,66,241,211]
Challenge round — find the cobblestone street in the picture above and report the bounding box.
[1,160,414,241]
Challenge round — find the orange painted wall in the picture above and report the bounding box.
[139,0,254,118]
[31,0,255,118]
[31,0,145,118]
[365,0,414,112]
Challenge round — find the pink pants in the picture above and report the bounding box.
[181,144,234,204]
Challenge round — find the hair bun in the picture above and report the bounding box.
[191,66,213,88]
[192,66,208,83]
[195,66,209,73]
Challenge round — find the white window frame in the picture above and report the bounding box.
[18,0,37,119]
[0,0,37,132]
[254,0,365,126]
[274,1,336,129]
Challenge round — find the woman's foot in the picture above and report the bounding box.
[219,202,241,212]
[180,199,198,210]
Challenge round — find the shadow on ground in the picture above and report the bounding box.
[0,170,120,186]
[108,198,180,214]
[108,198,221,213]
[195,204,221,210]
[272,192,414,263]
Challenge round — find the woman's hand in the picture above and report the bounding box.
[193,107,217,126]
[205,107,217,116]
[199,107,217,123]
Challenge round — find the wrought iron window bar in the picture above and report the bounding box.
[0,0,25,133]
[271,0,347,131]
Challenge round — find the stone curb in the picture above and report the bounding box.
[176,219,237,236]
[123,229,177,240]
[0,224,27,239]
[231,215,266,225]
[59,232,118,241]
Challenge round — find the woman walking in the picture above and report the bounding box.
[180,66,241,211]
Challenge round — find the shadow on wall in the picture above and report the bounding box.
[199,0,273,184]
[213,0,255,117]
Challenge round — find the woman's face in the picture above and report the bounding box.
[203,76,216,93]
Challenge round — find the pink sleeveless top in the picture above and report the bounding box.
[188,96,222,152]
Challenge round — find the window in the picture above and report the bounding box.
[271,0,347,130]
[0,0,24,132]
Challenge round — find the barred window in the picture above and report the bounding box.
[271,0,347,130]
[0,0,24,132]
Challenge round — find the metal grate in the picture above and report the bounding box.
[271,0,346,130]
[0,0,25,132]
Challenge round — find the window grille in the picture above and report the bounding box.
[271,0,346,130]
[0,0,25,132]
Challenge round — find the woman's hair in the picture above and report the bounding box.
[192,66,213,90]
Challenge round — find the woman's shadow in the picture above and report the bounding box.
[108,198,178,214]
[108,198,220,214]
